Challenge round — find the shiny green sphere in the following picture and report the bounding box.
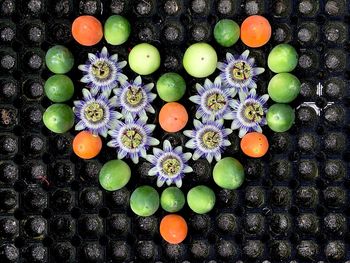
[187,185,216,214]
[160,187,185,213]
[43,104,74,133]
[44,75,74,102]
[213,157,245,190]
[104,15,131,45]
[267,44,298,73]
[268,73,301,103]
[128,43,161,75]
[267,103,295,132]
[214,19,240,47]
[156,73,186,102]
[99,160,131,191]
[130,186,159,217]
[183,43,218,78]
[45,45,74,74]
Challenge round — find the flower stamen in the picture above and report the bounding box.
[202,130,220,149]
[207,93,226,111]
[162,158,180,177]
[91,61,111,80]
[126,86,143,106]
[244,103,264,122]
[232,61,251,81]
[84,102,104,122]
[121,129,143,149]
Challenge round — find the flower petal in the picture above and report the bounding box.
[226,52,234,62]
[75,120,85,130]
[166,179,172,186]
[185,139,196,149]
[118,150,127,159]
[183,130,195,138]
[148,167,158,176]
[175,178,182,188]
[183,152,192,161]
[183,165,193,173]
[192,149,202,160]
[163,140,172,151]
[88,53,97,61]
[193,119,202,130]
[231,120,241,130]
[254,67,265,75]
[206,154,213,163]
[157,177,165,187]
[254,125,262,133]
[217,62,227,71]
[149,138,160,146]
[239,127,248,138]
[214,151,221,162]
[241,50,250,60]
[134,76,142,85]
[189,95,201,104]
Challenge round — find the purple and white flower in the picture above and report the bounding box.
[73,88,122,137]
[78,47,127,95]
[112,76,156,120]
[184,119,232,163]
[107,116,159,164]
[146,140,192,188]
[189,76,236,121]
[217,50,265,92]
[230,88,269,138]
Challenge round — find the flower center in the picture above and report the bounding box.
[206,93,226,111]
[126,86,143,106]
[84,102,104,122]
[244,103,264,122]
[91,61,111,80]
[121,128,143,149]
[232,61,251,81]
[162,157,180,177]
[202,130,220,149]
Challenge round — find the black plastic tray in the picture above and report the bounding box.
[0,0,349,262]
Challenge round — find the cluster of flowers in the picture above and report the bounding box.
[74,47,269,188]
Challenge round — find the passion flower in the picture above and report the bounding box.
[78,46,127,95]
[112,76,156,120]
[146,140,192,188]
[73,89,122,137]
[217,50,265,92]
[183,119,232,163]
[189,76,236,121]
[107,116,159,164]
[230,88,269,138]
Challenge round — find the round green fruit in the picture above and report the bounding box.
[45,45,74,74]
[187,185,215,214]
[267,44,298,73]
[43,104,74,133]
[128,43,161,75]
[44,75,74,102]
[267,103,295,132]
[160,187,185,213]
[156,73,186,102]
[104,15,131,45]
[130,186,159,217]
[214,19,240,47]
[183,43,218,78]
[213,157,245,190]
[268,73,301,103]
[99,160,131,191]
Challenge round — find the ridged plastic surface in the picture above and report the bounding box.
[0,0,349,262]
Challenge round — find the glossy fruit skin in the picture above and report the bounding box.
[214,19,240,47]
[187,185,216,214]
[104,15,131,45]
[268,44,298,73]
[44,75,74,102]
[72,15,103,46]
[268,73,301,103]
[73,131,102,159]
[45,45,74,74]
[182,43,218,78]
[161,187,185,213]
[160,214,188,244]
[213,157,245,189]
[99,159,131,191]
[130,186,159,217]
[159,102,188,132]
[240,15,271,48]
[156,73,186,102]
[43,103,74,133]
[128,43,161,75]
[240,132,269,158]
[266,103,295,132]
